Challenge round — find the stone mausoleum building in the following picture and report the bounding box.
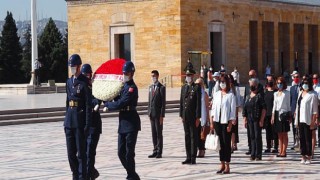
[66,0,320,87]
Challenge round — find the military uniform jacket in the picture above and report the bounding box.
[179,82,201,121]
[64,74,92,129]
[91,97,102,134]
[105,79,141,134]
[148,82,166,118]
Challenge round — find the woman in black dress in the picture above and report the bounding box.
[264,76,278,153]
[243,78,266,161]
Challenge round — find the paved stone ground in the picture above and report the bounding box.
[0,112,319,180]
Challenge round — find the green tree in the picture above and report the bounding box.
[38,18,67,82]
[0,12,23,83]
[21,25,31,82]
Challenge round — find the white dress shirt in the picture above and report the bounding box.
[211,90,236,124]
[295,91,318,126]
[272,90,291,121]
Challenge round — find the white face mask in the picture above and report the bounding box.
[209,68,213,71]
[302,84,309,91]
[152,77,157,83]
[123,75,130,83]
[186,76,192,83]
[220,82,226,89]
[70,67,77,75]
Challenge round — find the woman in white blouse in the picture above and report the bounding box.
[210,75,236,174]
[271,76,291,158]
[294,76,318,165]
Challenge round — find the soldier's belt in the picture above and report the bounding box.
[69,100,79,107]
[120,106,137,111]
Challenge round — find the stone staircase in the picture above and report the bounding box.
[0,100,180,126]
[27,85,66,94]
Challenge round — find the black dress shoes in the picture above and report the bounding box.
[148,153,157,158]
[190,159,196,164]
[182,159,191,164]
[245,151,251,155]
[155,154,162,158]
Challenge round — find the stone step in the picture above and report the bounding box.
[0,104,179,121]
[0,108,179,126]
[0,100,179,115]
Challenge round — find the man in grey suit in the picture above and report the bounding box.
[148,70,166,159]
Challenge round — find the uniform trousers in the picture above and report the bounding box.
[299,123,312,157]
[86,131,100,179]
[183,119,199,160]
[118,132,140,180]
[65,127,87,180]
[214,122,232,162]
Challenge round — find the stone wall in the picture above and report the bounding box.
[67,0,320,86]
[180,0,320,81]
[67,0,181,88]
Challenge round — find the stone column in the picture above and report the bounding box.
[257,20,263,78]
[318,25,320,71]
[289,23,294,73]
[274,22,279,76]
[304,24,309,74]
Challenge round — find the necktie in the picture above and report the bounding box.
[152,85,156,96]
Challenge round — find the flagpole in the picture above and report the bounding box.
[30,0,38,85]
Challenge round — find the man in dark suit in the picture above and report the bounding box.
[180,68,201,165]
[148,70,166,159]
[64,54,92,180]
[103,61,141,180]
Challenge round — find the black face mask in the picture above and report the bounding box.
[267,81,274,87]
[250,86,257,92]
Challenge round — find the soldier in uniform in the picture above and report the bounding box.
[103,61,141,180]
[81,64,101,180]
[180,69,201,165]
[64,54,92,180]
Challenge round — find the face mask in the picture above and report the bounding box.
[277,83,283,89]
[249,75,255,79]
[186,76,192,83]
[200,69,204,73]
[152,77,157,83]
[313,79,318,85]
[209,68,212,71]
[220,82,226,90]
[123,75,130,83]
[302,84,308,91]
[70,67,77,75]
[250,86,257,92]
[293,78,299,84]
[267,82,274,87]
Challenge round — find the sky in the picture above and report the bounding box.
[0,0,67,21]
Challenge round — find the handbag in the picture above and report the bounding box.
[280,112,290,122]
[200,126,210,140]
[205,131,220,152]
